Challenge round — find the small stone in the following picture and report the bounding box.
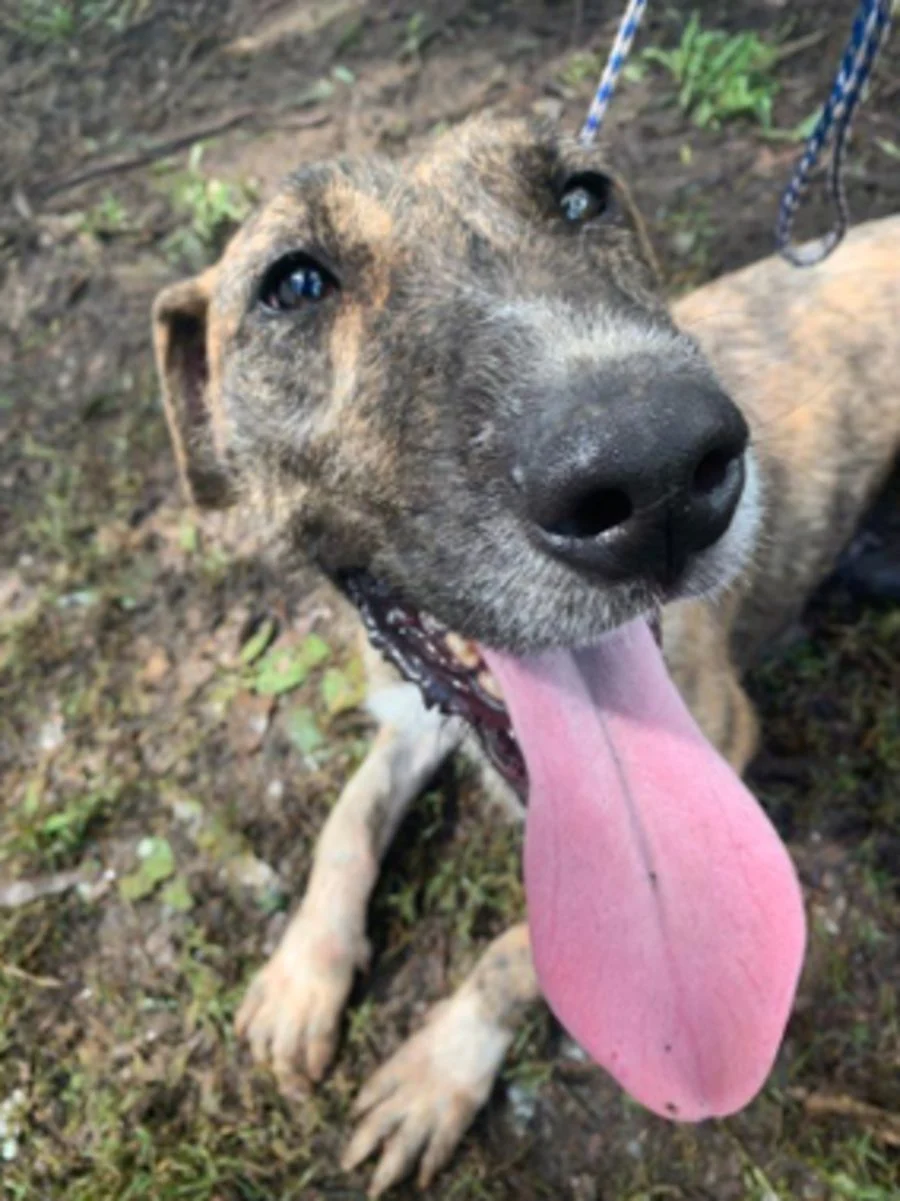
[227,691,274,756]
[506,1082,539,1134]
[672,229,697,257]
[142,648,171,686]
[37,714,65,752]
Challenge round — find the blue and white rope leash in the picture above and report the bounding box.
[775,0,892,266]
[579,0,648,143]
[579,0,893,267]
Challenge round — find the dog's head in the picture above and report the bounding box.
[153,116,758,656]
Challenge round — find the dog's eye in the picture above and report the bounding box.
[258,253,338,312]
[559,172,614,224]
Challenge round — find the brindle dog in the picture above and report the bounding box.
[153,117,900,1197]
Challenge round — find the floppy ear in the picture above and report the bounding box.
[151,271,235,509]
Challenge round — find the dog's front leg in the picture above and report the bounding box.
[342,922,539,1197]
[236,694,462,1090]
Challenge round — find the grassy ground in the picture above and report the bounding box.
[1,2,898,1198]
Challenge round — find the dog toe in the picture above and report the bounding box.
[352,1060,401,1118]
[234,974,264,1038]
[305,1013,343,1083]
[417,1100,473,1188]
[270,1007,307,1081]
[368,1118,431,1198]
[246,998,277,1066]
[342,1102,405,1174]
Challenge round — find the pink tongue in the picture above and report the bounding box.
[483,619,806,1121]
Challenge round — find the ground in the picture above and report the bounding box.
[1,2,899,1199]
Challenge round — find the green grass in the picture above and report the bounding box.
[3,777,123,865]
[559,50,604,88]
[641,13,781,128]
[559,16,787,131]
[11,0,138,44]
[161,145,256,271]
[400,11,438,59]
[13,0,75,41]
[78,192,130,239]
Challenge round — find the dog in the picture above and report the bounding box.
[152,116,900,1197]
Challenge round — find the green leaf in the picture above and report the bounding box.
[119,836,176,901]
[332,64,356,85]
[239,618,276,665]
[335,17,365,52]
[178,521,198,553]
[286,707,324,756]
[320,666,363,715]
[298,633,331,668]
[296,78,336,106]
[258,885,289,915]
[254,650,305,696]
[160,875,194,912]
[22,778,42,817]
[876,136,900,161]
[254,633,331,696]
[795,108,821,139]
[759,108,821,143]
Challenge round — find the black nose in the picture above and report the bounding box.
[518,373,749,588]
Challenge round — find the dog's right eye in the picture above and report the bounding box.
[258,253,339,312]
[558,172,614,224]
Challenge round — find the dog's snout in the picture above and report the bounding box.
[518,374,749,588]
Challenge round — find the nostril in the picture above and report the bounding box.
[692,447,736,497]
[545,487,633,540]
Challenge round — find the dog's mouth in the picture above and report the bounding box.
[342,570,665,797]
[339,569,806,1124]
[341,570,529,794]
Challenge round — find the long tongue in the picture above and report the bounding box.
[483,619,806,1121]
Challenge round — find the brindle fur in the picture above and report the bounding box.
[152,117,900,1196]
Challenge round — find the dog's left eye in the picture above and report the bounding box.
[258,253,339,312]
[559,172,614,224]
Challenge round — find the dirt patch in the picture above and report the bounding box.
[1,2,898,1199]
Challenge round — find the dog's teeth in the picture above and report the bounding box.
[445,632,482,669]
[478,670,504,702]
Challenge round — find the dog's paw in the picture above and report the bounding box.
[235,905,370,1090]
[341,989,512,1197]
